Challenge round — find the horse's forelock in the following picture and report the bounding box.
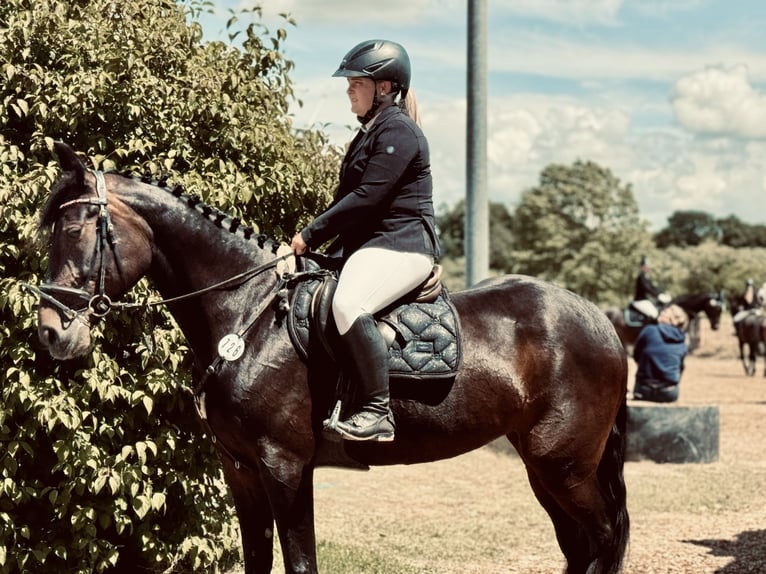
[39,171,86,230]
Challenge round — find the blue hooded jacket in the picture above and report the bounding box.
[633,323,687,386]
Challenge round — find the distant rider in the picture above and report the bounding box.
[732,278,760,332]
[632,256,667,319]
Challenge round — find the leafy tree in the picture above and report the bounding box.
[0,1,340,572]
[511,160,651,304]
[435,200,515,273]
[717,215,766,248]
[653,210,722,248]
[717,215,753,247]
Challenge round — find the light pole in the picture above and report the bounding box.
[465,0,489,286]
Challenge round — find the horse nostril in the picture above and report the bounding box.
[39,326,58,348]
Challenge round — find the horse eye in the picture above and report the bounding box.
[64,224,83,239]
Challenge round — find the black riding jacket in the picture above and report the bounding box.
[301,105,440,259]
[634,271,661,301]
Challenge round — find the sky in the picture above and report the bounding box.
[197,0,766,231]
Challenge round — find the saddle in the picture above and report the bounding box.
[286,254,461,381]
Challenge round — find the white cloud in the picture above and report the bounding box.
[674,166,727,212]
[501,0,624,25]
[672,64,766,139]
[251,0,444,24]
[487,32,766,83]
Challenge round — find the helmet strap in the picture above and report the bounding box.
[357,81,396,124]
[357,92,382,124]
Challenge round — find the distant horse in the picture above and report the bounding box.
[605,292,723,351]
[32,143,629,574]
[735,311,766,376]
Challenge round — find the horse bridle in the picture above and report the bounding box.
[26,170,298,324]
[28,170,123,323]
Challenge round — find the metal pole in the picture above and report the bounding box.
[466,0,489,287]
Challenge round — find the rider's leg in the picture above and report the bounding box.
[332,248,432,441]
[631,299,658,320]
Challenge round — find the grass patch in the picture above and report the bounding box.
[316,539,432,573]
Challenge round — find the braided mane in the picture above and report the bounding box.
[136,173,280,254]
[41,169,281,255]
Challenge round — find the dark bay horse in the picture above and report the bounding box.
[736,311,766,376]
[34,143,629,574]
[605,292,723,351]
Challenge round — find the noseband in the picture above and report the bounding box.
[27,170,123,322]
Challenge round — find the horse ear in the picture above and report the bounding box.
[53,141,86,176]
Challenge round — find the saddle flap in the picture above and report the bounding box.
[310,275,339,361]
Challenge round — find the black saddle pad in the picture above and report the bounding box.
[286,263,461,381]
[625,305,652,328]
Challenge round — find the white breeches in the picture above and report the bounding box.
[333,247,434,335]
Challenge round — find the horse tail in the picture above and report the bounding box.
[596,396,630,574]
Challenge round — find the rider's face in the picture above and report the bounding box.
[346,77,375,117]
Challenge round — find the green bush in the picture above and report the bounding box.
[0,0,340,571]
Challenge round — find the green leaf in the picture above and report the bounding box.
[133,495,150,519]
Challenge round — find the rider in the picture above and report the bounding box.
[290,39,440,442]
[732,278,760,331]
[632,256,666,319]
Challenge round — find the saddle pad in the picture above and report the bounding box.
[624,306,649,328]
[381,292,461,379]
[287,277,462,381]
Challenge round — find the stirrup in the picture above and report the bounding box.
[336,411,395,442]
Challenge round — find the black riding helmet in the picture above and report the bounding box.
[333,39,411,123]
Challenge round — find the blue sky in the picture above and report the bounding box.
[197,0,766,231]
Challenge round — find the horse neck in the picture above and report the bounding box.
[674,293,704,313]
[115,180,279,356]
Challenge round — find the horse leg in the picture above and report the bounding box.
[739,339,753,376]
[524,468,591,572]
[224,449,318,574]
[515,402,629,574]
[253,445,319,574]
[221,459,277,574]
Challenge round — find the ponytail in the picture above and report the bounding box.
[399,88,421,126]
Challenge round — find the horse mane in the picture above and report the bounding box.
[40,170,281,255]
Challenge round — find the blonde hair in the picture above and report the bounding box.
[658,304,688,330]
[399,89,421,126]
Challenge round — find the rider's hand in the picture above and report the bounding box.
[291,233,307,255]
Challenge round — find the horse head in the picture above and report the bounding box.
[704,291,724,331]
[36,142,153,359]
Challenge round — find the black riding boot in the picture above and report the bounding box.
[335,313,395,442]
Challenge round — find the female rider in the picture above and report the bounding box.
[291,39,440,442]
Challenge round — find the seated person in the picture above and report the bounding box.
[632,304,688,403]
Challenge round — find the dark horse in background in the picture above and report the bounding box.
[735,311,766,376]
[33,143,629,574]
[605,292,724,352]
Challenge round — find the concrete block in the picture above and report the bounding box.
[626,403,719,463]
